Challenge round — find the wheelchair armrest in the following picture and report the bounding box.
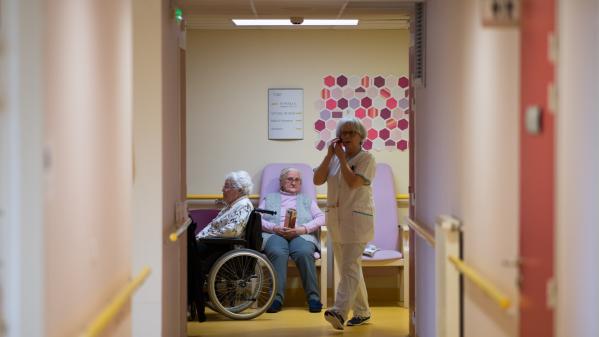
[197,237,247,246]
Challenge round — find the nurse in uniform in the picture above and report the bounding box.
[314,117,376,330]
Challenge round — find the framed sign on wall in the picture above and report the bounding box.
[268,88,303,140]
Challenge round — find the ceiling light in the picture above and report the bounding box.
[232,19,359,26]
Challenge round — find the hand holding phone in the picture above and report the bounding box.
[333,139,346,158]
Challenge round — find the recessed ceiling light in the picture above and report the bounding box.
[232,19,359,26]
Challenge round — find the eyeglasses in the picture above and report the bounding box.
[340,130,357,137]
[222,184,236,190]
[285,177,301,183]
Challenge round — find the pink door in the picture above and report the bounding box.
[520,1,555,336]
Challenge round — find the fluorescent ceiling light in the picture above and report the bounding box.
[232,19,358,26]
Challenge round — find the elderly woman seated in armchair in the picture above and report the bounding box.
[259,168,325,313]
[193,170,254,322]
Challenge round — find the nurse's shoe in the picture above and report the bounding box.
[324,309,345,330]
[347,315,370,326]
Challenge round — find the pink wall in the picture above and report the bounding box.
[519,1,555,336]
[43,1,132,337]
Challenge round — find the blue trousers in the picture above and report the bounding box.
[264,234,320,304]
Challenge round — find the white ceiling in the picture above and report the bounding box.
[177,0,413,30]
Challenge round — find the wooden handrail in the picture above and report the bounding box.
[79,267,151,337]
[447,255,511,310]
[405,217,436,246]
[187,193,409,201]
[169,217,192,242]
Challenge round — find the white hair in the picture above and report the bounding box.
[336,116,367,144]
[279,167,302,187]
[225,170,253,195]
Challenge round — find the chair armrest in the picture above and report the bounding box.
[319,225,328,246]
[197,237,247,246]
[400,223,409,258]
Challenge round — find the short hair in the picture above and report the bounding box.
[279,167,302,187]
[336,116,367,144]
[225,170,253,196]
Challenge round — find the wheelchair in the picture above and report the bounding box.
[188,208,278,320]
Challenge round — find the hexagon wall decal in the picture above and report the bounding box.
[314,74,410,151]
[337,75,348,87]
[380,88,391,99]
[361,76,370,88]
[398,76,409,88]
[326,99,337,110]
[315,120,325,131]
[338,98,348,109]
[324,75,336,87]
[398,118,409,130]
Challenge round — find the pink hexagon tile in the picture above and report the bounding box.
[315,120,325,131]
[314,74,410,151]
[324,75,336,87]
[325,119,337,131]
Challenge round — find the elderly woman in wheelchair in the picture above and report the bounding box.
[189,170,277,322]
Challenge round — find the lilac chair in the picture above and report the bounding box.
[332,163,409,307]
[188,209,220,236]
[259,163,328,307]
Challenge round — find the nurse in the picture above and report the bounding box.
[313,117,376,330]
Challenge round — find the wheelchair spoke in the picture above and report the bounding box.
[207,250,277,320]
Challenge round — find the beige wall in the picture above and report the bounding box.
[161,0,186,335]
[43,2,133,337]
[460,3,520,336]
[186,29,410,196]
[132,0,186,336]
[414,1,520,337]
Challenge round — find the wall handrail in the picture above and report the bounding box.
[406,217,436,246]
[187,193,409,201]
[447,255,512,310]
[79,267,151,337]
[169,217,193,242]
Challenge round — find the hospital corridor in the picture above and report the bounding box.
[1,1,597,337]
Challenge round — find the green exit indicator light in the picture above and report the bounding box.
[175,8,183,23]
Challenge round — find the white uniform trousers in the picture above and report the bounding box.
[332,242,371,320]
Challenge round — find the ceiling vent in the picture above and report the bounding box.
[413,2,426,88]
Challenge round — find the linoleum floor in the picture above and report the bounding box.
[187,306,409,337]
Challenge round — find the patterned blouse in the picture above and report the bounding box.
[196,196,253,239]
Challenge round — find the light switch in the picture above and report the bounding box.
[481,0,520,27]
[525,105,542,135]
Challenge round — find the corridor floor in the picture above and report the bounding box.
[187,306,409,337]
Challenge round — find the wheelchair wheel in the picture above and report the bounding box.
[207,249,277,320]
